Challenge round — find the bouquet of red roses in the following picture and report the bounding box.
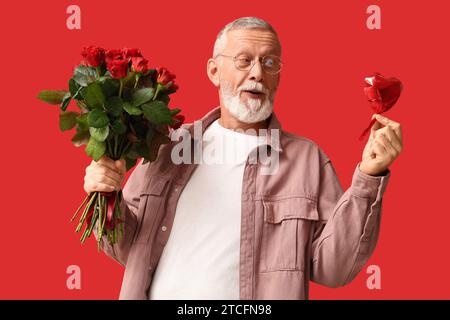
[38,46,184,246]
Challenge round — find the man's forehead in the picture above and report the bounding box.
[225,28,281,54]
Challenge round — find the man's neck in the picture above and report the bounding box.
[219,105,269,132]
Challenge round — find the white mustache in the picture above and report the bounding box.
[238,82,269,95]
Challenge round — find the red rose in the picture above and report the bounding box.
[107,59,129,79]
[156,67,176,86]
[131,57,149,74]
[81,46,105,67]
[170,114,185,129]
[364,73,403,113]
[105,49,124,64]
[122,48,142,60]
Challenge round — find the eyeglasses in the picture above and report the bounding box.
[215,53,283,75]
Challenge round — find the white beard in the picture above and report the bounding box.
[220,80,275,124]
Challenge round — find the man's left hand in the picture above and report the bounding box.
[360,114,403,176]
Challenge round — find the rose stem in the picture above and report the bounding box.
[118,78,124,98]
[81,202,98,243]
[71,192,92,222]
[97,193,102,240]
[114,135,118,159]
[100,195,107,238]
[76,192,97,232]
[106,137,113,158]
[86,203,99,238]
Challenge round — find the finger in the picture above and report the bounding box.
[377,134,397,159]
[95,160,122,176]
[93,174,121,190]
[374,127,393,145]
[370,119,383,141]
[89,182,116,193]
[94,165,122,182]
[372,113,396,126]
[96,156,117,171]
[373,140,387,157]
[373,114,402,141]
[381,126,402,154]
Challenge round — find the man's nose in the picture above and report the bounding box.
[248,59,264,82]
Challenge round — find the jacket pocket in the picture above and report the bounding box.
[260,196,319,272]
[132,175,170,244]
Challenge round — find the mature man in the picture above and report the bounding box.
[86,17,403,300]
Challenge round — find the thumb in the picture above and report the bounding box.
[369,115,382,141]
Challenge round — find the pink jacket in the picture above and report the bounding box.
[95,106,391,299]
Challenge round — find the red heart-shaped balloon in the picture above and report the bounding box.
[359,73,403,140]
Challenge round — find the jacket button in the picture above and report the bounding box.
[161,226,167,232]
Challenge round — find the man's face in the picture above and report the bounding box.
[215,28,281,123]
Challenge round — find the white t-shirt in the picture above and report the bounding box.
[149,118,267,300]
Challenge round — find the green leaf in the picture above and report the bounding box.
[71,131,90,147]
[123,101,142,116]
[111,119,127,135]
[82,82,105,109]
[76,113,89,132]
[87,109,109,128]
[89,126,109,142]
[76,100,89,112]
[148,131,170,162]
[130,117,147,139]
[135,73,154,89]
[60,93,72,111]
[154,123,170,136]
[145,126,154,148]
[85,136,106,161]
[37,90,69,105]
[100,78,120,97]
[68,78,83,101]
[105,96,123,117]
[59,111,79,131]
[142,100,173,125]
[69,78,78,95]
[170,108,181,116]
[73,65,97,86]
[158,93,171,105]
[132,88,154,107]
[122,71,138,90]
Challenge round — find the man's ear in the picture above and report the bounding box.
[207,58,220,87]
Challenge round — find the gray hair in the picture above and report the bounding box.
[213,17,280,58]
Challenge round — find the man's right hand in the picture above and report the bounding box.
[84,156,126,194]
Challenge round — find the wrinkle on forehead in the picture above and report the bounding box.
[226,29,281,55]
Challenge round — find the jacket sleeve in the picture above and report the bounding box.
[93,159,148,267]
[310,158,391,287]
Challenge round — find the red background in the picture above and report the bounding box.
[0,0,448,299]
